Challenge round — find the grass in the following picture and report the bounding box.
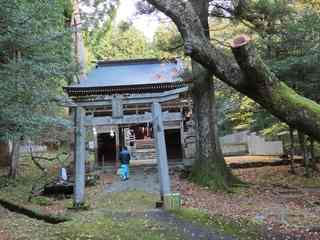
[0,188,182,240]
[59,213,182,240]
[0,155,72,220]
[0,158,182,240]
[0,212,183,240]
[170,208,263,240]
[93,191,160,212]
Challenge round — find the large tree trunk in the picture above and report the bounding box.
[8,139,20,178]
[0,141,10,167]
[289,127,295,174]
[189,0,236,189]
[146,0,320,142]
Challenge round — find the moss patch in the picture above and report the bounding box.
[60,214,181,240]
[190,164,246,192]
[30,196,52,206]
[0,155,72,220]
[171,208,262,240]
[273,82,320,115]
[93,191,159,212]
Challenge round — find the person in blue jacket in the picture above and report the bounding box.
[119,146,130,181]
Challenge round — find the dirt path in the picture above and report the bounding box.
[104,166,238,240]
[146,210,236,240]
[103,209,236,240]
[105,166,161,193]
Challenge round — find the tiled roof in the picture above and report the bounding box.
[65,58,185,96]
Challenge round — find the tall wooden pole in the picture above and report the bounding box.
[74,107,86,207]
[152,102,171,199]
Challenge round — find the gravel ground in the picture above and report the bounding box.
[105,166,161,193]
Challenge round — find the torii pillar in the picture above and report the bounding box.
[73,107,86,207]
[152,102,171,200]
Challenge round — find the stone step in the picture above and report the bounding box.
[133,153,157,161]
[135,139,155,149]
[132,145,157,161]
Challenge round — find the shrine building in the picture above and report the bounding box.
[64,58,193,167]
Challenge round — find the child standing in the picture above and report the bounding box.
[119,146,130,181]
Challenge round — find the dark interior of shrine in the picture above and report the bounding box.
[98,132,116,164]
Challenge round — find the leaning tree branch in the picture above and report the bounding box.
[146,0,320,141]
[29,148,47,173]
[231,35,320,138]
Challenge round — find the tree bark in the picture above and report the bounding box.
[146,0,320,142]
[289,127,295,174]
[0,141,10,167]
[309,137,318,171]
[298,131,310,177]
[188,0,236,190]
[72,0,86,83]
[8,139,20,178]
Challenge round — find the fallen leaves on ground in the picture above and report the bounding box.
[172,165,320,240]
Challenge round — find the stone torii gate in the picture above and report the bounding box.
[68,86,189,207]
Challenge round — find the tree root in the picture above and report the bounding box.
[189,165,247,192]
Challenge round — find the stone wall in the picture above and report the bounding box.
[247,134,283,155]
[220,131,283,156]
[183,127,284,162]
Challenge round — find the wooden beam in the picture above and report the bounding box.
[84,112,182,126]
[70,95,180,107]
[89,102,188,113]
[152,102,171,198]
[73,107,86,207]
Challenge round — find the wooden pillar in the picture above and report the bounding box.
[179,105,185,161]
[115,126,120,166]
[152,102,171,199]
[73,107,86,207]
[93,127,98,169]
[180,120,185,161]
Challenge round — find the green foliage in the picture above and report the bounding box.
[217,1,320,137]
[87,20,157,61]
[83,3,118,59]
[0,0,75,139]
[216,86,280,137]
[153,23,183,58]
[266,7,320,103]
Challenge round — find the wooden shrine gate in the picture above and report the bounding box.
[65,87,188,207]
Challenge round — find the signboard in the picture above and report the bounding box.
[112,96,123,118]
